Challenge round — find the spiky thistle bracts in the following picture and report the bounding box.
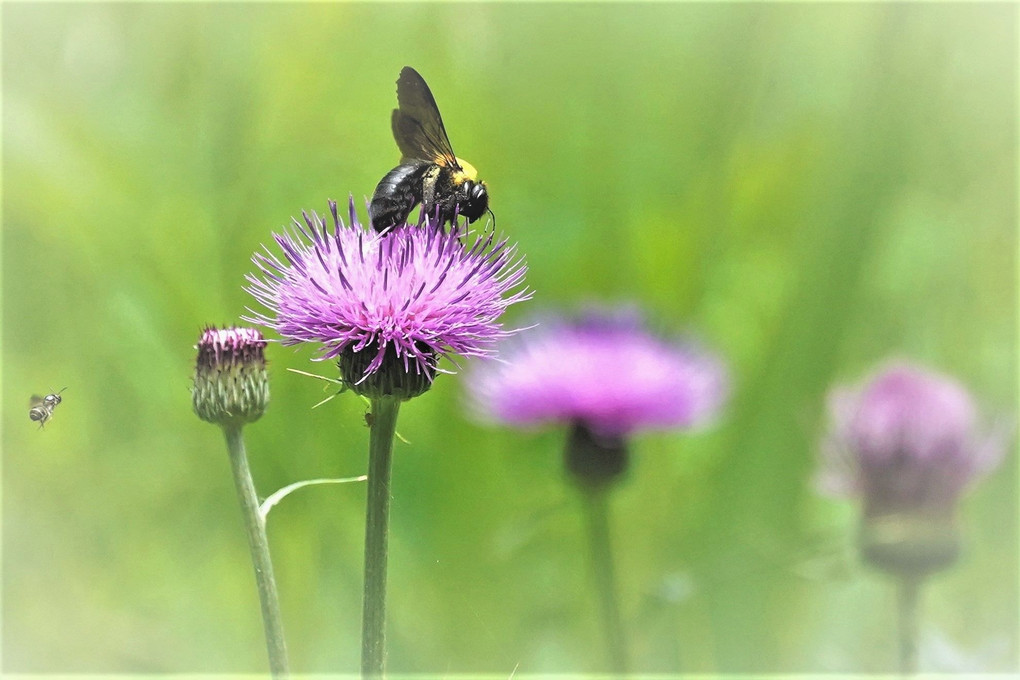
[192,326,269,427]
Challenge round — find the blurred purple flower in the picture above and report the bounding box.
[467,307,729,437]
[818,360,1007,519]
[244,199,530,385]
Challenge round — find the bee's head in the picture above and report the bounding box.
[459,180,489,222]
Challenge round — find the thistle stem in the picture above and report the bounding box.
[361,397,401,679]
[222,424,290,678]
[897,575,921,674]
[580,485,629,676]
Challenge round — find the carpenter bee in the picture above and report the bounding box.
[29,388,65,428]
[369,67,490,233]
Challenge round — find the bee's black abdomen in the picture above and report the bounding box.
[370,162,430,232]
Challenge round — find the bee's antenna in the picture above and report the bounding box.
[486,208,497,231]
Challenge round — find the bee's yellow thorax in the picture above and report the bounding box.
[455,157,478,181]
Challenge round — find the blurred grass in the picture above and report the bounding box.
[2,2,1016,674]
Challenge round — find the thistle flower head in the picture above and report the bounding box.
[467,307,729,438]
[244,199,530,399]
[192,326,269,427]
[819,360,1005,515]
[818,360,1008,575]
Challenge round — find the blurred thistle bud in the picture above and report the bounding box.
[192,326,270,427]
[818,360,1007,578]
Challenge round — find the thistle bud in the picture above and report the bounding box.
[818,361,1006,578]
[192,326,269,427]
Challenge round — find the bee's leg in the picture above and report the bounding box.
[421,166,452,228]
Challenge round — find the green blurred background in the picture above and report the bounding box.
[3,2,1016,674]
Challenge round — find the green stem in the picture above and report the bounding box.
[222,424,290,678]
[361,397,401,679]
[897,575,921,674]
[580,485,629,676]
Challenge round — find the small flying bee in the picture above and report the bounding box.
[369,66,491,233]
[29,388,66,428]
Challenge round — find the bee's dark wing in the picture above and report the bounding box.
[30,395,44,407]
[391,67,460,168]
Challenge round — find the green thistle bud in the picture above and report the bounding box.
[337,342,433,402]
[858,511,961,578]
[192,326,269,427]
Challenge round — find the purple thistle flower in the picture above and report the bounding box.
[818,360,1008,575]
[467,307,729,438]
[469,308,729,668]
[819,360,1006,517]
[244,198,530,397]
